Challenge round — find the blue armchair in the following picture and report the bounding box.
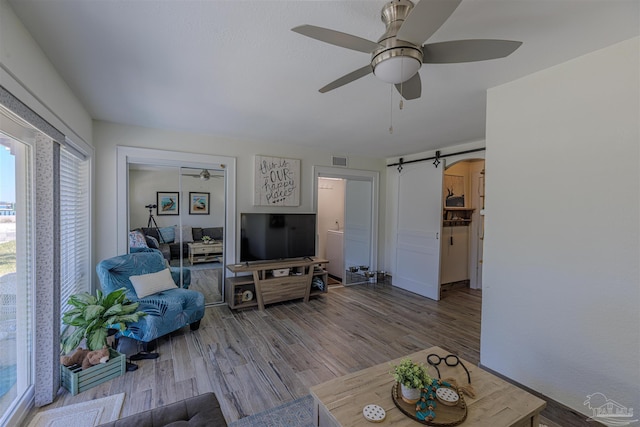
[96,251,205,344]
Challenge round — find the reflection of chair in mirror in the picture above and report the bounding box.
[96,251,204,356]
[129,229,171,262]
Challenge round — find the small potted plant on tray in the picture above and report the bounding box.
[391,358,433,404]
[201,235,212,244]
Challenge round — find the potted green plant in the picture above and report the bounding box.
[391,358,433,404]
[201,235,212,244]
[61,287,146,354]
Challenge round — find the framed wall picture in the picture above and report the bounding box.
[156,192,179,215]
[189,192,210,215]
[254,155,300,206]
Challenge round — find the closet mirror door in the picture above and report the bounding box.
[128,163,181,277]
[179,167,225,304]
[344,179,373,285]
[127,163,226,304]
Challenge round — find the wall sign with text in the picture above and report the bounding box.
[254,155,300,206]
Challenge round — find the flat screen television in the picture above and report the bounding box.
[240,213,316,262]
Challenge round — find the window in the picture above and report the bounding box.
[0,109,34,425]
[60,146,90,319]
[0,87,91,422]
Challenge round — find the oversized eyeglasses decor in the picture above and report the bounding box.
[426,353,471,384]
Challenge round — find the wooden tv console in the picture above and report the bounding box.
[225,258,329,310]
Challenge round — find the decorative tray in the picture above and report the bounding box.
[391,382,467,426]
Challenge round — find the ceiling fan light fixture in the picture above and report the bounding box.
[373,55,421,84]
[199,169,210,180]
[372,45,422,84]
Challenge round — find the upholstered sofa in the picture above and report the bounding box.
[137,226,223,260]
[96,251,204,344]
[97,392,227,427]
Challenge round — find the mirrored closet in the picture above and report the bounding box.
[117,147,237,306]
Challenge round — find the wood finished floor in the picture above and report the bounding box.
[32,284,562,426]
[190,267,223,304]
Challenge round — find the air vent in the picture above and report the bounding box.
[332,156,348,167]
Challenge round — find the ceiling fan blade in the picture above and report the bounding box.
[319,65,373,93]
[396,0,462,45]
[395,73,421,100]
[292,25,381,54]
[423,39,522,63]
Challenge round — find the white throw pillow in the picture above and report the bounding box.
[129,268,177,298]
[174,225,194,243]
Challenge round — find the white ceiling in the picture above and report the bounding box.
[8,0,639,158]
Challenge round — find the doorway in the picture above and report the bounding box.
[314,167,379,286]
[441,159,485,291]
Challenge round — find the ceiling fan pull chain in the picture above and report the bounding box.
[389,84,394,134]
[399,49,404,110]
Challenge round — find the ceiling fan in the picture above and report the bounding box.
[292,0,522,100]
[181,169,223,181]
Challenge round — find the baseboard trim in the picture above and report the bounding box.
[478,363,605,427]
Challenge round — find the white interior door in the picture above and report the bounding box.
[394,162,443,300]
[344,180,373,285]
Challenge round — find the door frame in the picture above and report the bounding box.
[312,166,379,281]
[443,158,485,290]
[116,147,237,303]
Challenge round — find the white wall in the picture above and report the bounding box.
[482,37,639,418]
[94,121,387,264]
[0,0,92,144]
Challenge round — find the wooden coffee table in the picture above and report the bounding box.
[309,346,545,427]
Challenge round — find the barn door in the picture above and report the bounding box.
[394,162,443,300]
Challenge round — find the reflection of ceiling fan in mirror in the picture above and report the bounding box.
[181,169,223,181]
[291,0,522,100]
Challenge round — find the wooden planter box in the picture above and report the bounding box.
[60,348,125,395]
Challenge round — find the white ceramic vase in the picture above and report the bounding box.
[400,383,421,404]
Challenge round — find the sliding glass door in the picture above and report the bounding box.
[0,112,34,425]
